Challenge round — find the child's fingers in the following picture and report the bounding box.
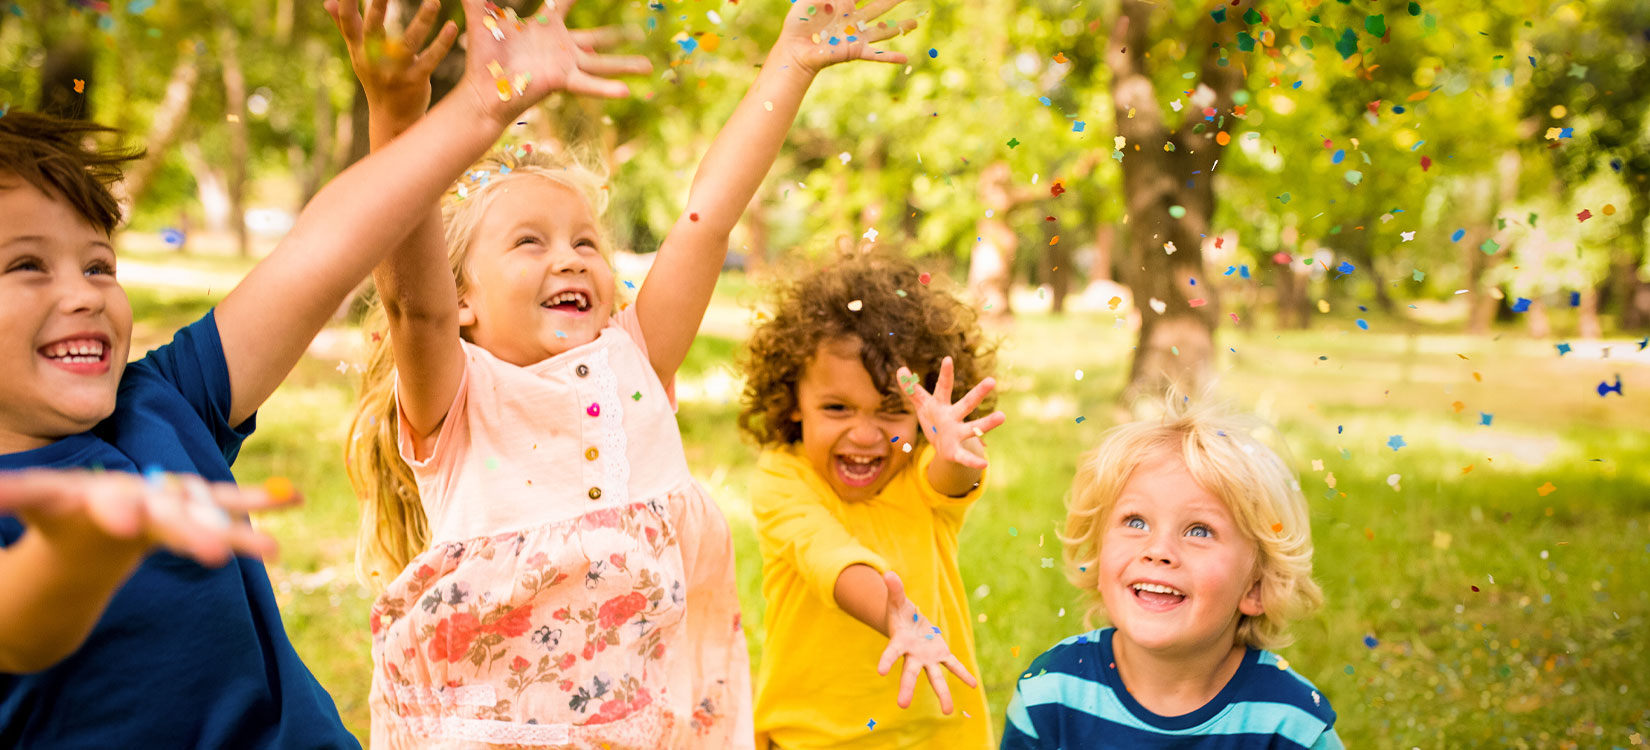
[853,46,909,66]
[564,70,633,99]
[847,0,904,25]
[876,642,900,676]
[402,0,442,48]
[852,16,916,46]
[413,21,460,75]
[965,411,1007,438]
[941,653,979,688]
[924,663,955,714]
[577,52,654,78]
[223,524,282,562]
[950,446,988,471]
[897,658,921,708]
[933,357,955,403]
[363,0,389,36]
[206,479,302,514]
[567,26,633,51]
[952,376,996,415]
[895,367,930,408]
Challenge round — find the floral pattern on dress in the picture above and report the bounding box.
[370,501,686,748]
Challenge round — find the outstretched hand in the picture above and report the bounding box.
[451,0,653,124]
[774,0,920,76]
[875,570,978,713]
[327,0,459,125]
[0,470,298,568]
[896,357,1005,471]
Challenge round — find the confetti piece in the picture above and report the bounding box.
[1387,435,1406,451]
[1007,138,1020,148]
[1420,155,1432,171]
[1365,14,1385,36]
[1597,375,1623,397]
[1270,522,1283,533]
[1603,203,1616,215]
[1188,298,1207,308]
[1363,634,1379,649]
[73,79,84,93]
[1481,238,1501,254]
[1577,209,1592,222]
[1479,412,1493,426]
[1356,319,1368,330]
[867,719,876,730]
[1537,482,1556,497]
[918,272,931,285]
[1511,297,1531,313]
[1344,170,1363,185]
[847,300,863,312]
[1053,52,1067,64]
[1075,416,1086,424]
[263,476,295,502]
[928,48,937,58]
[1168,205,1187,218]
[689,212,699,222]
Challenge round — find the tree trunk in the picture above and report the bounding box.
[1049,231,1072,314]
[181,141,232,232]
[1110,0,1239,406]
[1619,183,1650,330]
[37,33,92,120]
[1525,298,1551,339]
[218,25,251,257]
[122,45,201,206]
[299,38,337,205]
[1577,286,1602,339]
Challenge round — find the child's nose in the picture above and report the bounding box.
[56,275,107,315]
[847,419,883,445]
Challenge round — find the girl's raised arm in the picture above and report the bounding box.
[635,0,917,381]
[214,0,645,427]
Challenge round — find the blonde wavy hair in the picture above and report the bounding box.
[1060,390,1323,651]
[346,145,618,587]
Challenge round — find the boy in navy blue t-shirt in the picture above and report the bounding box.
[1002,398,1341,749]
[0,4,631,744]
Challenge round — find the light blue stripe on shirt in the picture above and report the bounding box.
[1015,670,1330,747]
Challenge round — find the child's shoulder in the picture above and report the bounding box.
[1018,627,1110,683]
[1239,648,1337,724]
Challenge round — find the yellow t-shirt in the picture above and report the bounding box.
[751,443,992,750]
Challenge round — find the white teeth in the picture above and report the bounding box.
[840,455,880,465]
[545,291,591,311]
[44,339,105,359]
[1132,582,1186,597]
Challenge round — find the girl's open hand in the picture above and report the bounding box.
[773,0,919,76]
[875,570,977,713]
[453,0,653,124]
[896,357,1005,471]
[327,0,459,126]
[0,470,299,568]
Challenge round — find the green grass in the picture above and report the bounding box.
[123,285,1650,748]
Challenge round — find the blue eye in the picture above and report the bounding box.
[1187,525,1211,538]
[1125,516,1147,531]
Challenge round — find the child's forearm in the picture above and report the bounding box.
[216,89,501,425]
[834,563,891,637]
[0,529,146,672]
[927,437,987,497]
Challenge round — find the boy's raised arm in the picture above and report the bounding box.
[635,0,917,380]
[215,0,646,427]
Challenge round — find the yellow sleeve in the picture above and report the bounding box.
[914,443,989,510]
[752,448,890,607]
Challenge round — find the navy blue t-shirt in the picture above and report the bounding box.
[0,311,360,750]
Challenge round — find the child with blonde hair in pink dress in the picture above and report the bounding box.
[329,0,920,746]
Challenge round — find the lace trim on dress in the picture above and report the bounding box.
[588,348,631,507]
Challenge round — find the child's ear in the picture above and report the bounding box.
[457,296,477,328]
[1239,577,1265,617]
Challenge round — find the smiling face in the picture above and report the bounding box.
[0,175,133,453]
[457,175,616,366]
[791,337,920,502]
[1097,448,1265,660]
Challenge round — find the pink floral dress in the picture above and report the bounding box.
[368,310,752,750]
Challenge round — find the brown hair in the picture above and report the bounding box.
[0,110,143,235]
[738,252,997,446]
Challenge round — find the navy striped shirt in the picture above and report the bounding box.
[1001,628,1340,749]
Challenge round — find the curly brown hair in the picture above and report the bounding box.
[738,252,998,446]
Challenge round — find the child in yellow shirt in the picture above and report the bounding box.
[738,253,1006,749]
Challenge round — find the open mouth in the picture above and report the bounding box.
[1130,581,1187,611]
[38,336,112,374]
[835,454,885,487]
[541,290,593,314]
